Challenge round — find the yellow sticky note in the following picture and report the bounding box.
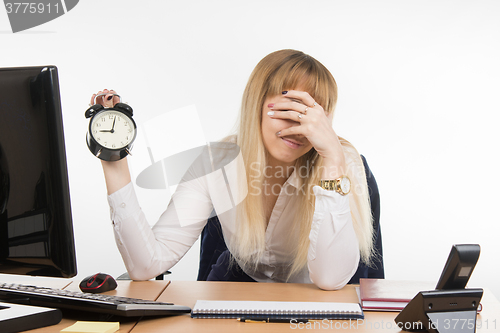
[61,321,119,333]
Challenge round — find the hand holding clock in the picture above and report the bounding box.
[90,89,120,108]
[85,89,137,162]
[86,89,135,195]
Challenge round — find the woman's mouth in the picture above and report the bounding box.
[281,137,303,149]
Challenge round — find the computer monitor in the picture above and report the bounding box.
[0,66,77,331]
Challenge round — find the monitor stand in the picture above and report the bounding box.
[0,301,62,333]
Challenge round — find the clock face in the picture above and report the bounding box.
[340,177,351,194]
[90,110,136,150]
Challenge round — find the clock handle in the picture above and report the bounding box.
[94,93,122,104]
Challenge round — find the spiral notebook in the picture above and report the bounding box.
[191,300,364,320]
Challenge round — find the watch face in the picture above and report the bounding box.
[90,110,136,149]
[340,176,351,194]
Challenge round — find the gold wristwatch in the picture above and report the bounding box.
[319,176,351,195]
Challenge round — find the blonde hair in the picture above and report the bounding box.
[230,49,374,279]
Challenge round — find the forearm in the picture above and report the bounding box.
[101,158,132,195]
[109,183,199,280]
[108,163,213,280]
[320,155,345,180]
[113,207,168,280]
[307,187,359,290]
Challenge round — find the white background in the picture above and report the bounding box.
[1,0,499,300]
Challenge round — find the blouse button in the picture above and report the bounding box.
[120,203,126,208]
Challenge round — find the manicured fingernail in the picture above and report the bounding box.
[267,103,274,108]
[267,111,274,116]
[276,131,281,136]
[281,91,288,95]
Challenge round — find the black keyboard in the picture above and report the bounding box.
[0,282,191,317]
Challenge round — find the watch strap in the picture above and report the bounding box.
[319,176,350,195]
[319,179,339,191]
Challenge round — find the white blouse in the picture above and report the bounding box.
[107,148,360,290]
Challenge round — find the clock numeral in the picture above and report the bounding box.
[104,142,107,146]
[109,115,114,119]
[96,123,101,127]
[121,142,125,146]
[128,129,132,133]
[96,137,100,141]
[124,122,128,126]
[101,118,106,122]
[112,144,116,148]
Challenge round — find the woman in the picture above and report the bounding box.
[92,49,375,290]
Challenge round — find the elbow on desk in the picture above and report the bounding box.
[127,271,153,281]
[125,263,169,281]
[309,260,358,291]
[311,275,350,291]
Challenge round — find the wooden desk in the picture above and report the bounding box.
[8,280,500,332]
[133,281,500,333]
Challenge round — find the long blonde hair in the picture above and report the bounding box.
[231,49,374,280]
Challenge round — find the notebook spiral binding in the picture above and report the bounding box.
[191,300,364,320]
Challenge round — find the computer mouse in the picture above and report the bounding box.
[79,273,117,293]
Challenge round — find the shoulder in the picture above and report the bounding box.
[207,139,240,170]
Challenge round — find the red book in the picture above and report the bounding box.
[359,279,435,311]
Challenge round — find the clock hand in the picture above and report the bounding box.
[111,117,116,133]
[99,118,116,133]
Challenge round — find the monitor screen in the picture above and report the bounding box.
[0,66,77,278]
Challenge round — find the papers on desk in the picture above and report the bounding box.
[61,321,119,333]
[359,278,484,312]
[191,300,364,320]
[359,278,435,311]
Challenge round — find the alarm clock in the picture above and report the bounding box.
[85,95,137,161]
